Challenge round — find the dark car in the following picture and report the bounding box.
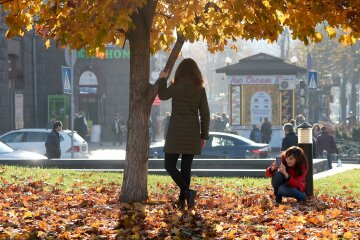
[149,132,271,159]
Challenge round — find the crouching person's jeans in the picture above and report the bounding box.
[271,171,306,203]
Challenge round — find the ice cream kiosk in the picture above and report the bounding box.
[216,53,307,148]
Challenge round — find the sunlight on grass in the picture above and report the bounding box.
[314,169,360,196]
[0,166,359,197]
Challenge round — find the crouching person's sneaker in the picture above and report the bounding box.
[297,192,307,203]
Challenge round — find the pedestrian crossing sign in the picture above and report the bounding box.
[61,66,72,94]
[307,71,318,89]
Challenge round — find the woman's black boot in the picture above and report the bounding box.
[185,189,197,209]
[177,199,185,209]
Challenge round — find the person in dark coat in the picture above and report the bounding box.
[250,124,262,143]
[281,123,298,151]
[45,121,62,159]
[213,115,226,132]
[158,58,210,209]
[111,113,125,146]
[261,117,272,143]
[317,126,339,169]
[74,111,88,139]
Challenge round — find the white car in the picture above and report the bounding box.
[0,141,47,160]
[0,129,88,159]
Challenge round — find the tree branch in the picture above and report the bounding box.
[204,2,222,13]
[147,33,185,102]
[154,11,173,19]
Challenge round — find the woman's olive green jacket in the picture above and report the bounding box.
[158,78,210,155]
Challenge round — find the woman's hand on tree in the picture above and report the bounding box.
[159,69,169,79]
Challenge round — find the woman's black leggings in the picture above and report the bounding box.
[164,153,194,200]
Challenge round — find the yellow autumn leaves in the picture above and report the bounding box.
[2,0,360,53]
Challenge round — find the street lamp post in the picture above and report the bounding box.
[225,57,232,115]
[297,122,313,197]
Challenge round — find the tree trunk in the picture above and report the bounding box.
[119,1,185,203]
[350,71,359,115]
[340,74,348,122]
[120,0,157,202]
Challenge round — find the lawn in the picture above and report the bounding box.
[0,166,359,239]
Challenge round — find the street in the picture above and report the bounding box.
[88,142,126,160]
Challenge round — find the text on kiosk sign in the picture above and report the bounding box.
[227,75,297,85]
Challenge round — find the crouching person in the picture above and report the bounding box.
[265,146,308,204]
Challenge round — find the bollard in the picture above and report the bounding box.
[297,122,313,197]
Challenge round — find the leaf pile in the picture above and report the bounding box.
[0,178,359,239]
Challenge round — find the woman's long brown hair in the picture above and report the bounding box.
[282,146,308,176]
[173,58,204,88]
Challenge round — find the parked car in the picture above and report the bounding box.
[0,141,47,160]
[0,129,88,159]
[149,132,271,159]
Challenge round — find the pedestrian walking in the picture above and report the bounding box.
[317,126,339,169]
[111,113,124,146]
[74,111,88,140]
[289,119,296,129]
[265,146,308,204]
[250,124,262,143]
[281,123,298,151]
[213,115,226,132]
[221,113,229,128]
[312,124,321,140]
[45,121,62,159]
[158,58,210,209]
[47,114,57,129]
[261,117,272,144]
[296,114,306,125]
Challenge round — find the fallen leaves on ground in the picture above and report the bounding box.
[0,178,359,239]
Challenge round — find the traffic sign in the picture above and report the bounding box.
[65,47,77,67]
[61,66,72,94]
[307,71,318,89]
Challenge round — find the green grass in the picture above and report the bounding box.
[314,169,360,196]
[0,166,359,197]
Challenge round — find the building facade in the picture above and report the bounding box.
[0,20,131,140]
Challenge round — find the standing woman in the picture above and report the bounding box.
[265,146,308,203]
[158,58,210,209]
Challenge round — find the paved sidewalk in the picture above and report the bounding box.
[88,141,126,151]
[314,163,360,179]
